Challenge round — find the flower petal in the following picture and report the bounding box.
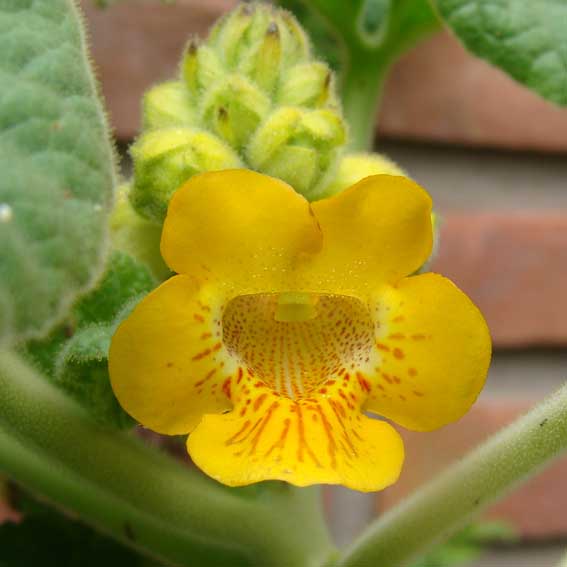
[304,175,433,294]
[187,381,404,492]
[109,275,237,435]
[161,170,322,293]
[365,273,491,431]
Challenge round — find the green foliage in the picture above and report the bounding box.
[22,251,155,428]
[73,250,155,327]
[0,492,148,567]
[56,324,134,429]
[0,0,116,346]
[434,0,567,106]
[410,522,516,567]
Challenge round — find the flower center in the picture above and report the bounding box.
[222,293,374,399]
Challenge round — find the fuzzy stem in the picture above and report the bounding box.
[337,383,567,567]
[0,349,334,567]
[340,47,390,151]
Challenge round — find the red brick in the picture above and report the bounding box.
[379,400,567,539]
[379,32,567,152]
[432,212,567,348]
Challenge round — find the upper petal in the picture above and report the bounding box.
[161,170,322,293]
[303,175,433,294]
[109,275,237,435]
[364,272,491,431]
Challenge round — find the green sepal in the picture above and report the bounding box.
[201,75,271,149]
[143,81,197,131]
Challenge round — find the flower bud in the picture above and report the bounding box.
[238,21,282,93]
[209,3,309,72]
[246,107,346,200]
[277,62,337,108]
[201,74,271,149]
[320,152,407,197]
[130,128,243,222]
[182,39,224,96]
[131,2,345,217]
[142,81,196,131]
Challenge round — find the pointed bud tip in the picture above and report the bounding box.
[186,39,199,55]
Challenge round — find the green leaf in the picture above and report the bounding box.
[74,250,155,327]
[434,0,567,106]
[22,251,154,428]
[0,0,116,346]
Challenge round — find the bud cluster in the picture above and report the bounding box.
[130,2,348,222]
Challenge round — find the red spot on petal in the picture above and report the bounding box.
[393,348,405,359]
[253,393,268,411]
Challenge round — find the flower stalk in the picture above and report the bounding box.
[339,47,391,151]
[337,382,567,567]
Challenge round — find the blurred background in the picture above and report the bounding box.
[13,1,566,565]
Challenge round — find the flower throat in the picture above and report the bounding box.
[222,293,374,399]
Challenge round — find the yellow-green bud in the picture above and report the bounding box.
[143,81,196,131]
[238,21,283,93]
[209,3,310,72]
[201,74,271,149]
[182,40,224,96]
[320,152,407,198]
[130,128,243,221]
[277,62,337,108]
[246,107,346,200]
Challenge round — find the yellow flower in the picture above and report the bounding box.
[109,170,491,492]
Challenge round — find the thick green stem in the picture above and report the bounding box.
[340,48,390,151]
[0,349,334,567]
[338,383,567,567]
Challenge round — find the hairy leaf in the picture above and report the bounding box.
[0,0,116,345]
[434,0,567,105]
